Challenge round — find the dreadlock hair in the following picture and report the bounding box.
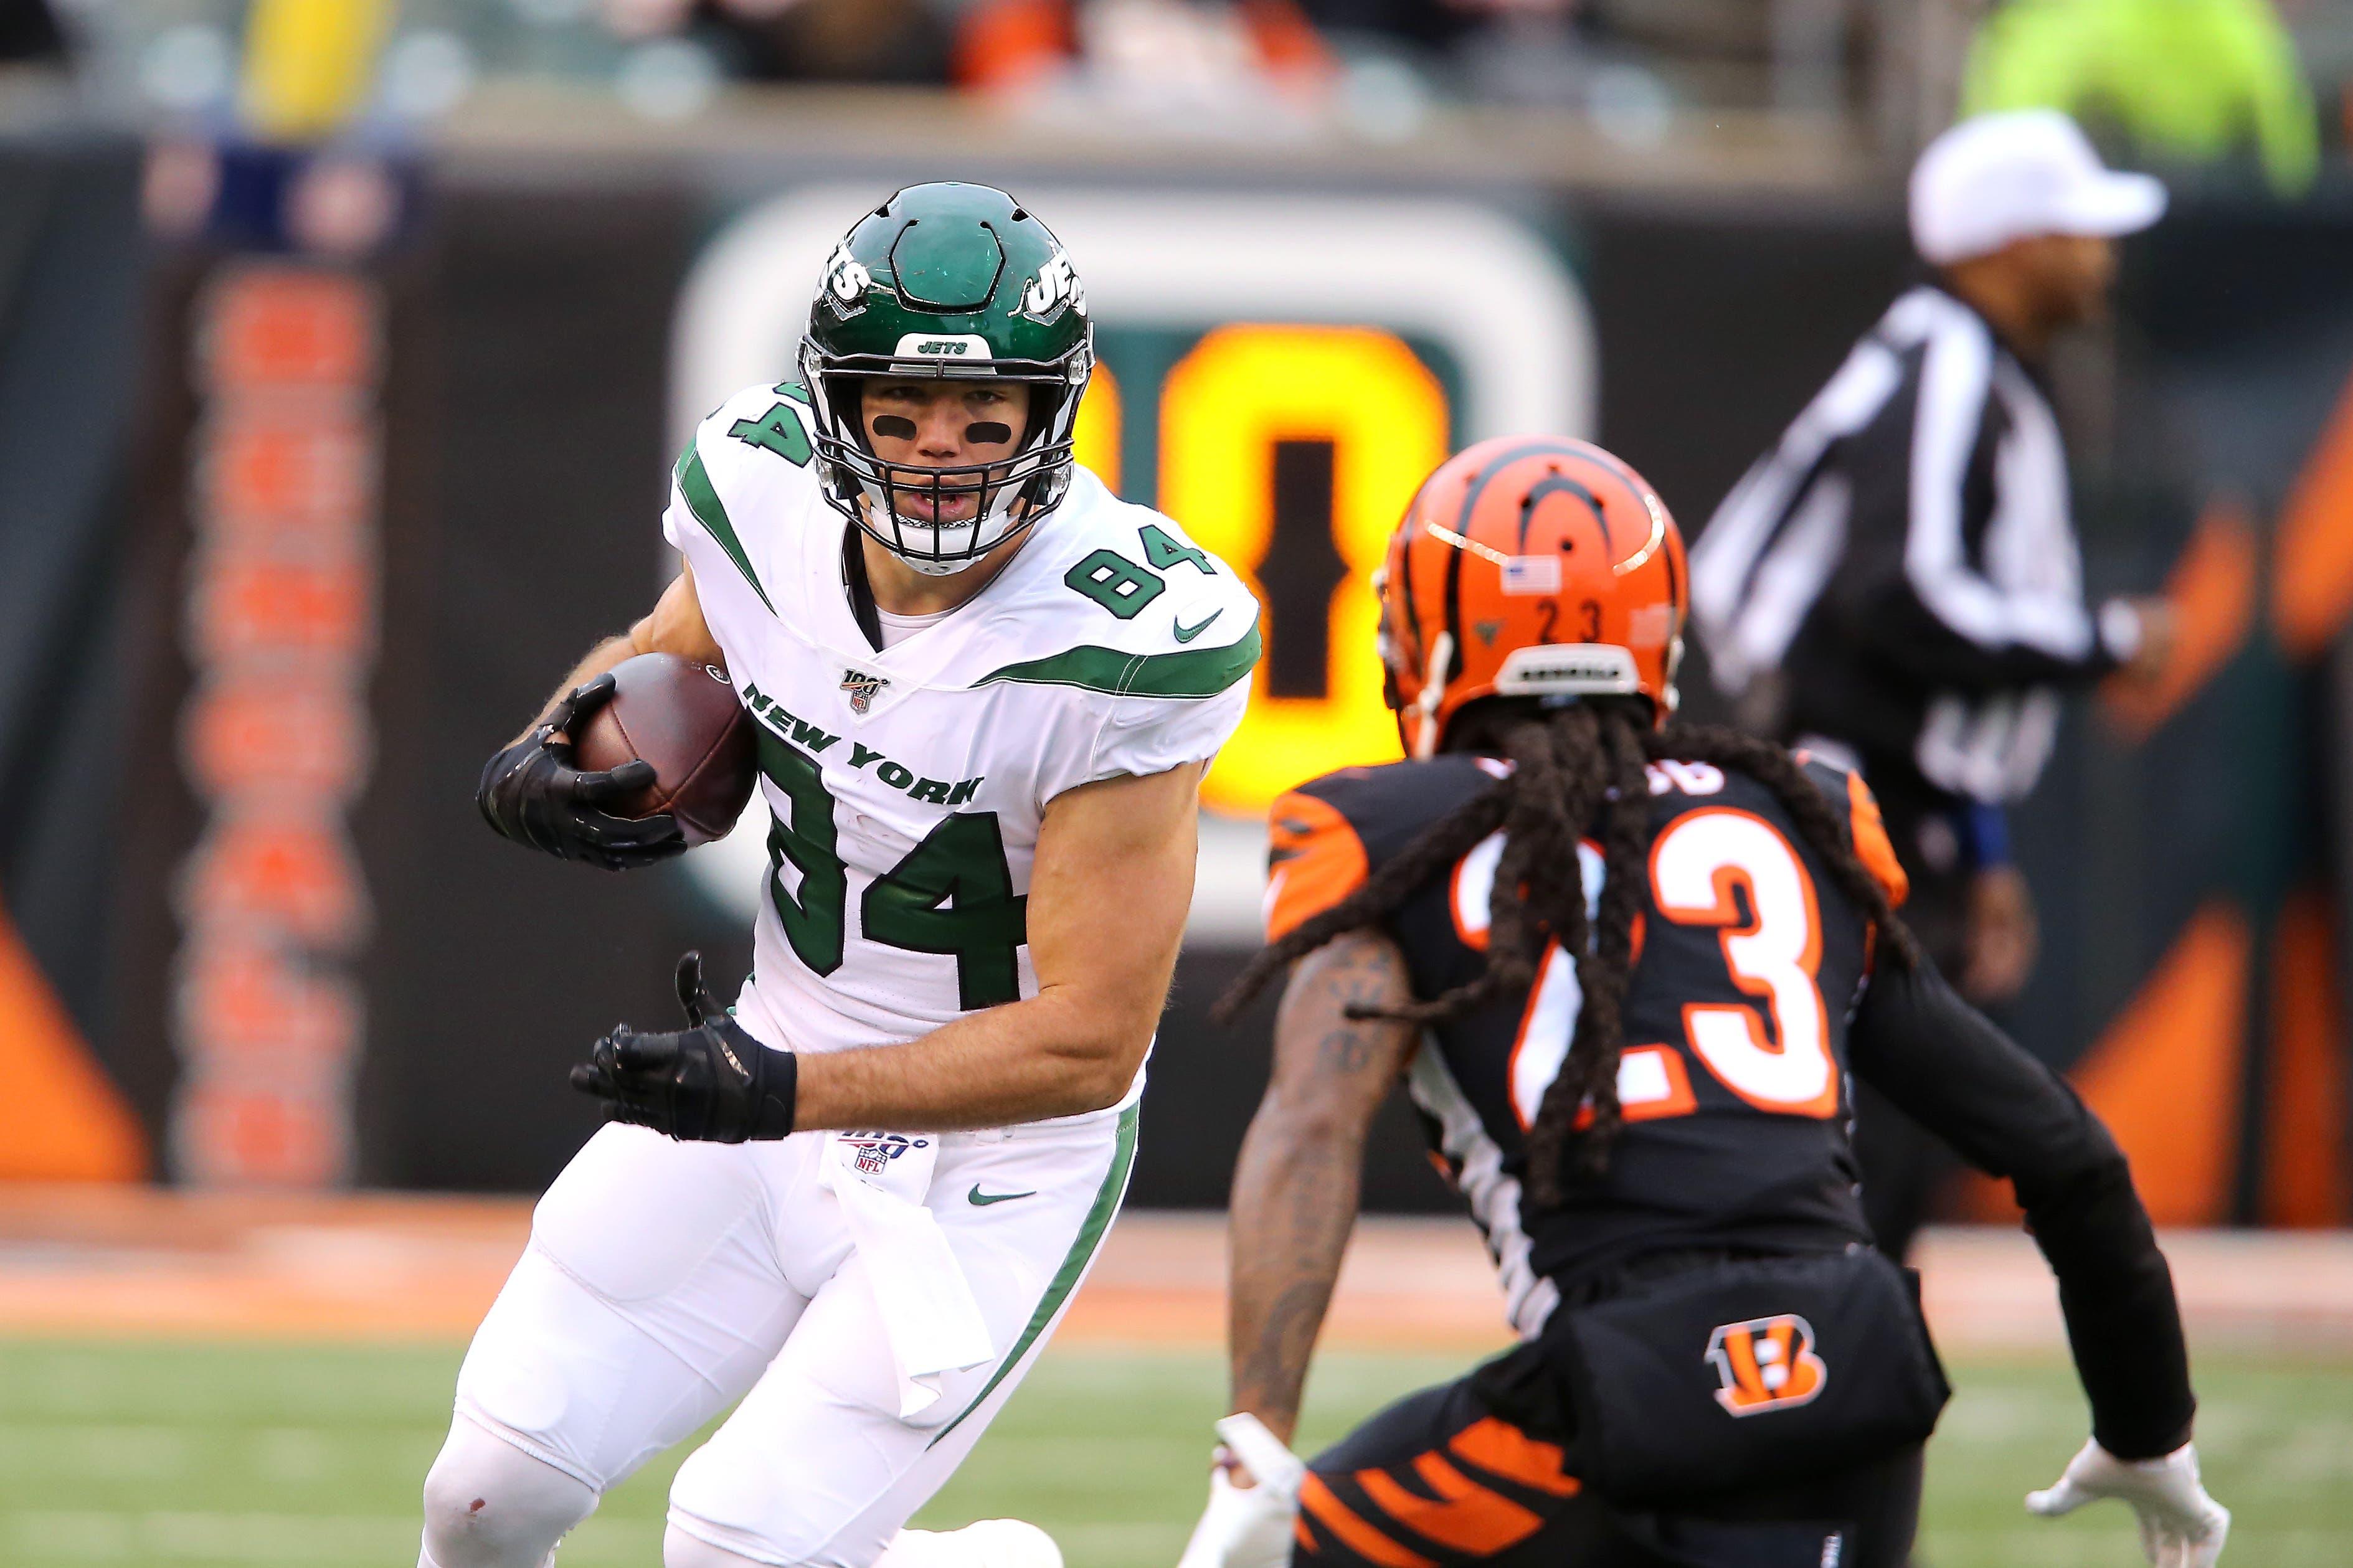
[1214,700,1921,1208]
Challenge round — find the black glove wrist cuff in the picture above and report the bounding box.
[750,1046,798,1141]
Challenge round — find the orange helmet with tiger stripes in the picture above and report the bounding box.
[1377,435,1688,758]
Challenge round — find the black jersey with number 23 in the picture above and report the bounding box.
[1264,751,1912,1327]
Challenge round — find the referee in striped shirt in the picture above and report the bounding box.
[1690,111,2177,1260]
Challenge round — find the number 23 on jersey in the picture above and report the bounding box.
[1456,785,1845,1130]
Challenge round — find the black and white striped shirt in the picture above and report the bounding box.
[1690,285,2139,806]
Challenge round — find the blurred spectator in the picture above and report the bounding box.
[1298,0,1690,137]
[0,0,65,64]
[954,0,1074,92]
[608,0,954,85]
[1449,1,1642,111]
[1964,0,2321,196]
[1297,0,1614,58]
[955,0,1330,114]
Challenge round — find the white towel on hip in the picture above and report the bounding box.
[820,1131,995,1419]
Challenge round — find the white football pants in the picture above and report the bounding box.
[420,1109,1135,1567]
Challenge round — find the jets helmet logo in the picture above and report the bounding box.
[841,669,891,714]
[823,240,872,314]
[1705,1313,1827,1415]
[1017,250,1085,321]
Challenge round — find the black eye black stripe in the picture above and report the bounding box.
[868,416,1015,445]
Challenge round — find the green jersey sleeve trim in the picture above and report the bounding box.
[975,623,1261,698]
[676,445,775,615]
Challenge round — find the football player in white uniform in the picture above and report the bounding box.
[450,184,1261,1568]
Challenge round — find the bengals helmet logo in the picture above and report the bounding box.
[1706,1313,1827,1416]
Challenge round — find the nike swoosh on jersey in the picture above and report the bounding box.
[968,1186,1037,1206]
[1172,608,1224,643]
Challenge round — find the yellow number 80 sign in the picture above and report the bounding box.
[1075,327,1449,814]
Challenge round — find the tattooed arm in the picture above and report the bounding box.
[1227,929,1419,1447]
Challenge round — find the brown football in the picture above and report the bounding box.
[573,653,756,846]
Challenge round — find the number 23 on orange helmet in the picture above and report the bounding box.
[1376,435,1689,758]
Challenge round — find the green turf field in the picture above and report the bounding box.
[0,1338,2344,1566]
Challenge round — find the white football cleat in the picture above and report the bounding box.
[879,1520,1063,1568]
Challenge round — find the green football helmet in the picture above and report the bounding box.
[800,183,1095,575]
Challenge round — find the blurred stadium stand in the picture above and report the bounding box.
[0,0,2346,1237]
[16,0,2342,154]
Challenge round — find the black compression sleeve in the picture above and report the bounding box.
[1849,956,2194,1458]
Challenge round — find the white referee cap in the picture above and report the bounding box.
[1910,110,2167,265]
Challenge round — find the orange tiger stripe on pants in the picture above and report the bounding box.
[1355,1453,1546,1556]
[1299,1473,1437,1568]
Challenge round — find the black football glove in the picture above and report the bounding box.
[476,671,687,871]
[570,952,799,1142]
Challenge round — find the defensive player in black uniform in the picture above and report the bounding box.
[1174,438,2229,1568]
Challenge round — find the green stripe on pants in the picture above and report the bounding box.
[928,1103,1140,1447]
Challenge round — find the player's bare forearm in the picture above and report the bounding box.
[511,567,724,745]
[1228,1123,1361,1447]
[791,762,1203,1131]
[790,988,1152,1130]
[1228,932,1416,1444]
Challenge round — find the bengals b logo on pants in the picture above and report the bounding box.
[1706,1313,1827,1415]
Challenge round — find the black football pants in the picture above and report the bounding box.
[1292,1353,1923,1568]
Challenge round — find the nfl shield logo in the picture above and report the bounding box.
[843,1132,927,1177]
[841,669,889,714]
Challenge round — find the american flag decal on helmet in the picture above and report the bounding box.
[841,669,890,714]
